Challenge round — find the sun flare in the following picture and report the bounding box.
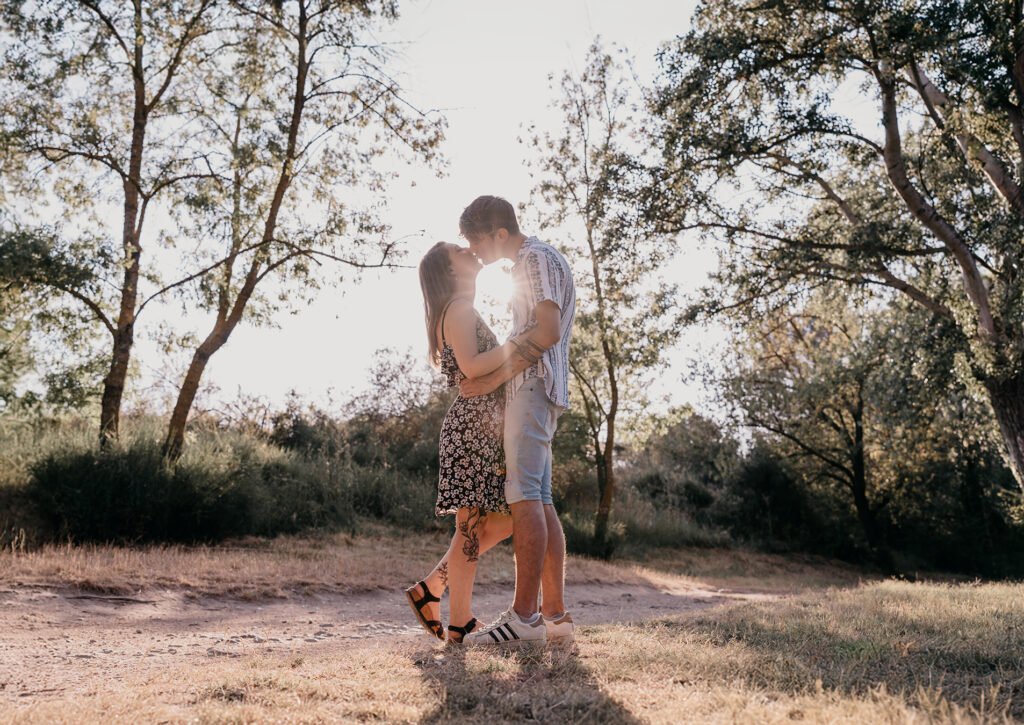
[475,262,515,339]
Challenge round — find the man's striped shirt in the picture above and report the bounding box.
[507,236,576,409]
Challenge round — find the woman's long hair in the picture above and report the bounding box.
[419,242,456,366]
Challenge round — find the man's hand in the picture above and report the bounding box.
[460,375,497,398]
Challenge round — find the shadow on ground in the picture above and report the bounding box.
[413,642,642,724]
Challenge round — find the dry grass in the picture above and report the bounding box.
[0,521,868,599]
[0,523,455,598]
[7,579,1022,724]
[4,527,1019,723]
[621,545,873,593]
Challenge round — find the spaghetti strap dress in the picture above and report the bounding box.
[435,302,509,516]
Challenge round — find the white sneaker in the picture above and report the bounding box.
[464,608,547,645]
[543,611,575,641]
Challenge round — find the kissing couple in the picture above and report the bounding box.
[405,195,577,645]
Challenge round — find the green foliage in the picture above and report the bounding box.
[613,492,732,552]
[560,510,623,559]
[0,288,33,412]
[704,288,1024,569]
[0,225,108,413]
[651,0,1024,488]
[716,444,818,545]
[344,464,437,531]
[627,407,741,516]
[524,39,685,547]
[269,350,454,475]
[1,411,443,545]
[26,437,343,543]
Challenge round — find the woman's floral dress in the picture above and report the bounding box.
[435,309,509,516]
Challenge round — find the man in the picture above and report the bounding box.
[457,195,576,645]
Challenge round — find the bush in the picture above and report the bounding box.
[271,392,451,476]
[559,486,729,560]
[26,437,358,543]
[346,464,440,530]
[560,510,623,559]
[712,446,819,547]
[611,483,730,551]
[7,407,455,545]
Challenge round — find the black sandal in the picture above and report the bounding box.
[405,580,444,640]
[447,617,478,644]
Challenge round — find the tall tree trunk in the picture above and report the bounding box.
[99,4,148,449]
[100,173,144,447]
[162,1,310,462]
[162,327,229,461]
[593,448,615,553]
[585,215,620,555]
[848,388,883,554]
[593,421,616,555]
[985,371,1024,492]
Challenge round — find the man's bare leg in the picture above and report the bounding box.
[539,504,567,617]
[510,499,547,619]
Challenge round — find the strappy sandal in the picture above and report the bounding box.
[446,617,479,644]
[405,580,444,640]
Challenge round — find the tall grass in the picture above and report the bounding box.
[2,415,729,556]
[560,488,730,559]
[1,416,442,545]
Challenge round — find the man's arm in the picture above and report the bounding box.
[460,300,561,397]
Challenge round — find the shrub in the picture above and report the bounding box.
[611,484,730,551]
[346,464,441,530]
[25,438,356,543]
[560,510,623,559]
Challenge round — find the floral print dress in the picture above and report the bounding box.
[435,309,509,516]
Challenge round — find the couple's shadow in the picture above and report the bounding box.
[413,640,642,723]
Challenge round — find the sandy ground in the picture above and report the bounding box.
[0,579,777,704]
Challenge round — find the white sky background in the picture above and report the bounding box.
[135,0,728,418]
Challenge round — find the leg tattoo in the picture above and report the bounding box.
[459,508,485,562]
[438,561,449,589]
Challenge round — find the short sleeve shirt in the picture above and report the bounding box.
[508,237,576,409]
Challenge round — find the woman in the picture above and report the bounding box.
[405,241,520,643]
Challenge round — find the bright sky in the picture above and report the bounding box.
[136,0,724,418]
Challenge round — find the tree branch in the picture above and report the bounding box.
[135,239,274,316]
[876,70,996,338]
[906,62,1024,216]
[750,416,855,482]
[52,283,116,336]
[146,0,216,113]
[31,145,128,181]
[75,0,132,62]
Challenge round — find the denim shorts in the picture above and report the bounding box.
[504,378,562,506]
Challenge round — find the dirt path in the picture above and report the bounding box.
[0,581,778,703]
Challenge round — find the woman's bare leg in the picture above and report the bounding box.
[415,511,513,632]
[447,507,488,628]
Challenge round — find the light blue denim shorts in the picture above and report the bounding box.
[504,378,562,506]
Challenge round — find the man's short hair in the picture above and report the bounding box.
[459,195,520,238]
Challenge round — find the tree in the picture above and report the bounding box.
[525,41,682,552]
[719,292,895,558]
[860,295,1018,572]
[1,0,222,444]
[629,407,741,514]
[0,224,109,413]
[0,285,35,412]
[651,0,1024,491]
[160,0,443,461]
